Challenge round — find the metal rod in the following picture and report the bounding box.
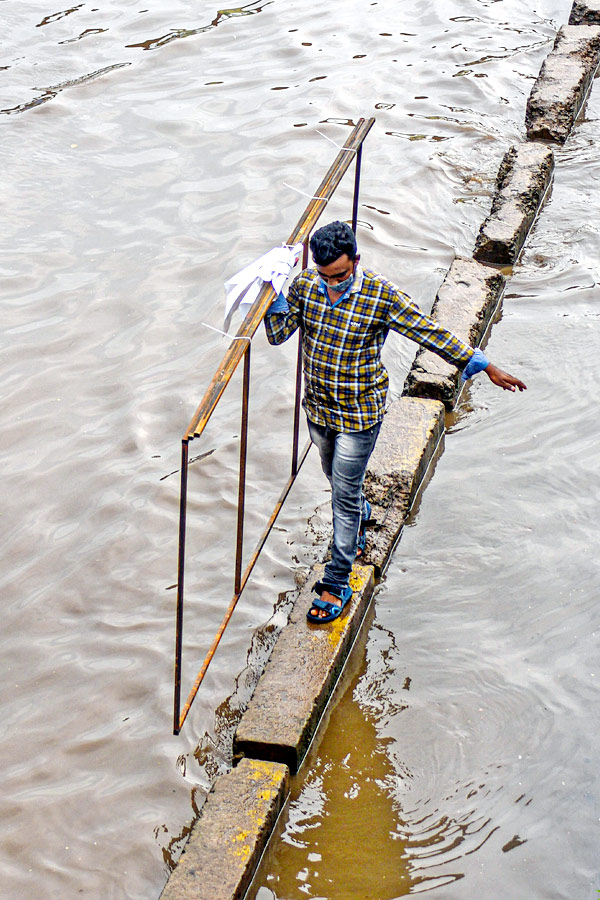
[291,242,309,478]
[177,438,312,731]
[234,345,251,595]
[291,331,303,478]
[184,117,375,443]
[352,143,363,235]
[174,116,376,732]
[238,438,311,596]
[173,439,189,735]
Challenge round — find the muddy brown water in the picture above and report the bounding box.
[2,1,599,898]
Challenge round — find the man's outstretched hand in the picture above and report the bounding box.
[485,363,527,392]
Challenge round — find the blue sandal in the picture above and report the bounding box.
[356,500,374,561]
[307,581,353,624]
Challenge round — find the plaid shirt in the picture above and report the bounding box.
[264,265,474,432]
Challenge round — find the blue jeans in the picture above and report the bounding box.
[307,418,382,589]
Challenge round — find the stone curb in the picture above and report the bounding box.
[158,758,289,900]
[233,563,375,774]
[526,24,600,143]
[473,143,554,267]
[363,396,445,573]
[569,0,600,25]
[403,256,506,406]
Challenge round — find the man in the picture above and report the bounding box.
[264,221,526,623]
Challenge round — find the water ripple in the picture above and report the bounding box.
[1,62,131,115]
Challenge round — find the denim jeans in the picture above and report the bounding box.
[307,418,382,589]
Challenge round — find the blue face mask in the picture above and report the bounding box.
[322,270,355,294]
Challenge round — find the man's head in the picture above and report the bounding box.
[309,221,359,292]
[309,220,357,266]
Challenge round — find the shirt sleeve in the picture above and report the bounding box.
[388,288,474,369]
[461,347,489,381]
[263,276,303,346]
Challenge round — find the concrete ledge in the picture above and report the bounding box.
[363,397,445,572]
[403,256,506,406]
[159,758,289,900]
[473,143,554,266]
[569,0,600,24]
[233,564,375,774]
[525,24,600,143]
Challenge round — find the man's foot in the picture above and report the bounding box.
[355,500,372,561]
[308,590,343,619]
[307,583,352,623]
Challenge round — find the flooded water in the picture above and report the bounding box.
[253,27,600,900]
[254,259,600,898]
[2,0,597,898]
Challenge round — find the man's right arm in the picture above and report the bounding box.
[263,278,303,346]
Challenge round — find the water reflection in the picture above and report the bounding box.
[126,2,270,51]
[1,63,131,115]
[254,658,411,900]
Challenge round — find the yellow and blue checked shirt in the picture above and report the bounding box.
[264,265,475,432]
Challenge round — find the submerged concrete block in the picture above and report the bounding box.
[363,396,445,572]
[473,143,554,267]
[234,563,375,773]
[403,256,506,405]
[526,25,600,142]
[569,0,600,24]
[159,758,289,900]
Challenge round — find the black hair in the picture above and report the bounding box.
[309,220,357,265]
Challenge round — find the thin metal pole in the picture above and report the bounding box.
[291,333,303,477]
[291,242,309,477]
[173,438,189,735]
[174,117,376,733]
[234,345,251,595]
[176,438,312,732]
[184,118,375,442]
[352,144,363,234]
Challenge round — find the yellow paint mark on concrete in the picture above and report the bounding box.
[247,759,285,787]
[225,760,286,864]
[349,566,370,592]
[326,566,372,648]
[230,830,252,862]
[327,613,346,648]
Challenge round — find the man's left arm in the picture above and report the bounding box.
[389,291,527,392]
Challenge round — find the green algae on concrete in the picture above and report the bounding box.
[473,143,554,267]
[403,256,506,406]
[526,24,600,143]
[159,758,289,900]
[363,396,445,573]
[233,564,375,774]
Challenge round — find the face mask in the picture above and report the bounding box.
[322,270,355,294]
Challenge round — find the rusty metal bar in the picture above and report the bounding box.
[234,345,251,595]
[184,117,375,443]
[352,144,363,234]
[176,438,312,732]
[237,439,311,596]
[290,331,303,478]
[174,117,376,733]
[291,242,309,477]
[173,438,189,734]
